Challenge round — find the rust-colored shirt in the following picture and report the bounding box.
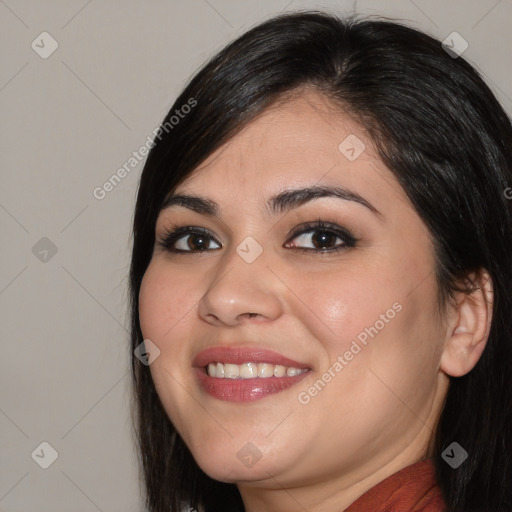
[345,458,446,511]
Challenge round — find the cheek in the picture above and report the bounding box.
[138,261,196,341]
[138,262,200,432]
[294,265,400,353]
[138,267,164,341]
[298,258,441,400]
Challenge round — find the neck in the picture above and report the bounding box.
[237,440,432,512]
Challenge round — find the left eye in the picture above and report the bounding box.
[285,228,349,251]
[284,221,357,252]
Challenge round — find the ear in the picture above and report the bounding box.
[440,269,493,377]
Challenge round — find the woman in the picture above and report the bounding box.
[129,10,512,512]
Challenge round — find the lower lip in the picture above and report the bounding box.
[195,368,309,402]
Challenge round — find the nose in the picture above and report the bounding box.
[197,242,284,327]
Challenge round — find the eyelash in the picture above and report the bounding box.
[156,220,358,254]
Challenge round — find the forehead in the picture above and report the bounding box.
[176,92,373,186]
[169,90,410,219]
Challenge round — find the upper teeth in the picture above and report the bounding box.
[206,362,308,379]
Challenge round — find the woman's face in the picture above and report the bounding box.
[138,91,450,504]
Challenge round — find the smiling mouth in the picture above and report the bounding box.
[205,361,310,379]
[193,346,312,401]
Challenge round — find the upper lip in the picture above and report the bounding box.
[193,345,311,369]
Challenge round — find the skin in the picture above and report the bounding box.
[138,89,493,511]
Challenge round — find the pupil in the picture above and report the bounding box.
[314,231,334,248]
[190,235,206,250]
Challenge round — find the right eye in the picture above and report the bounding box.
[157,226,221,253]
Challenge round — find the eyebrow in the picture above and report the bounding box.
[160,185,382,218]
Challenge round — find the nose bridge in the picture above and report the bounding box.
[197,234,282,324]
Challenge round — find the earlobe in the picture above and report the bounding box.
[440,270,493,377]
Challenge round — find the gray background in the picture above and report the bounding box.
[1,1,510,511]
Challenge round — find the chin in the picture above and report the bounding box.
[187,435,286,483]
